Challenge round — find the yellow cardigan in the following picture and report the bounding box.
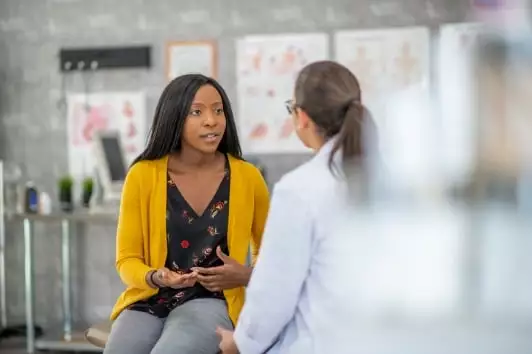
[110,154,270,324]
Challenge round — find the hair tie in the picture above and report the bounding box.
[343,99,361,115]
[351,99,362,107]
[344,98,360,110]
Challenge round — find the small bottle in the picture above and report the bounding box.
[39,191,52,215]
[25,182,39,214]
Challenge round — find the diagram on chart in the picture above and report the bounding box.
[267,45,308,76]
[279,117,294,139]
[240,49,263,76]
[348,46,376,93]
[393,42,421,88]
[70,103,111,146]
[334,27,430,137]
[236,33,329,153]
[66,92,147,178]
[249,122,268,139]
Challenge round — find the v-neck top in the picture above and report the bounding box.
[127,158,230,318]
[111,154,270,324]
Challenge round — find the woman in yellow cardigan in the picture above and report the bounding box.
[104,74,270,354]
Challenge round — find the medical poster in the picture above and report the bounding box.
[236,33,329,153]
[335,27,436,193]
[66,92,147,179]
[438,22,484,185]
[334,27,430,128]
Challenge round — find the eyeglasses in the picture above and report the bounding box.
[285,99,297,114]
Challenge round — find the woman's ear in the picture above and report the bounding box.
[296,109,312,130]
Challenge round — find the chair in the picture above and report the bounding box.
[85,321,111,349]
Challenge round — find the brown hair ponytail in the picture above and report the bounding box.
[328,99,367,172]
[294,61,375,176]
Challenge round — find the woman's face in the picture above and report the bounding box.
[290,97,312,148]
[181,84,226,154]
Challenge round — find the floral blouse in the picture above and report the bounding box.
[128,158,230,318]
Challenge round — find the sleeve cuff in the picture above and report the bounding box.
[233,328,264,354]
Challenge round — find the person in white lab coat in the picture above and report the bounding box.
[217,60,377,354]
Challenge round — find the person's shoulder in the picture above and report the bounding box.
[275,155,338,201]
[126,158,164,184]
[276,157,319,188]
[228,155,263,180]
[128,159,155,175]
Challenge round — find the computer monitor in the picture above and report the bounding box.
[92,131,127,202]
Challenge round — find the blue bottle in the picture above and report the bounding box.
[25,182,39,214]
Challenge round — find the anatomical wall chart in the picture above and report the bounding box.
[236,33,329,153]
[66,92,147,179]
[335,27,436,192]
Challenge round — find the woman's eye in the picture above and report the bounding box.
[215,108,224,115]
[190,109,201,116]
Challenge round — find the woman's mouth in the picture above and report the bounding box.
[200,133,220,143]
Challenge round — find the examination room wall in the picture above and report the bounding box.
[1,0,468,332]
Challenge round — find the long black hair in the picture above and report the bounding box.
[132,74,242,165]
[294,61,376,175]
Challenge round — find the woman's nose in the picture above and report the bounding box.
[203,112,217,126]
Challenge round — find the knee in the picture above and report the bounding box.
[104,326,159,354]
[103,310,162,354]
[104,337,156,354]
[152,338,207,354]
[151,335,218,354]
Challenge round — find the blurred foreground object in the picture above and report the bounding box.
[472,0,531,35]
[332,29,532,353]
[473,33,532,205]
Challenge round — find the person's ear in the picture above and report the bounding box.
[296,109,312,130]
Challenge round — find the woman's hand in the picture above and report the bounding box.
[192,247,252,292]
[153,267,197,289]
[217,327,239,354]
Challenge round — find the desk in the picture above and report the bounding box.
[10,212,117,353]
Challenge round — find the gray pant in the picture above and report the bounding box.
[104,298,233,354]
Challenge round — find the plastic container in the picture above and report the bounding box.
[24,182,39,214]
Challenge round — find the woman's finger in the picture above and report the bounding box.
[167,272,182,283]
[198,277,216,286]
[180,273,194,281]
[192,266,224,275]
[197,273,221,282]
[197,278,214,287]
[183,274,197,283]
[198,277,223,291]
[173,272,198,286]
[165,273,182,285]
[202,284,222,293]
[170,276,196,289]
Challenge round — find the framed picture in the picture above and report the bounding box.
[165,41,217,81]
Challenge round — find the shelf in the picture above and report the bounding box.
[35,331,101,352]
[7,211,117,223]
